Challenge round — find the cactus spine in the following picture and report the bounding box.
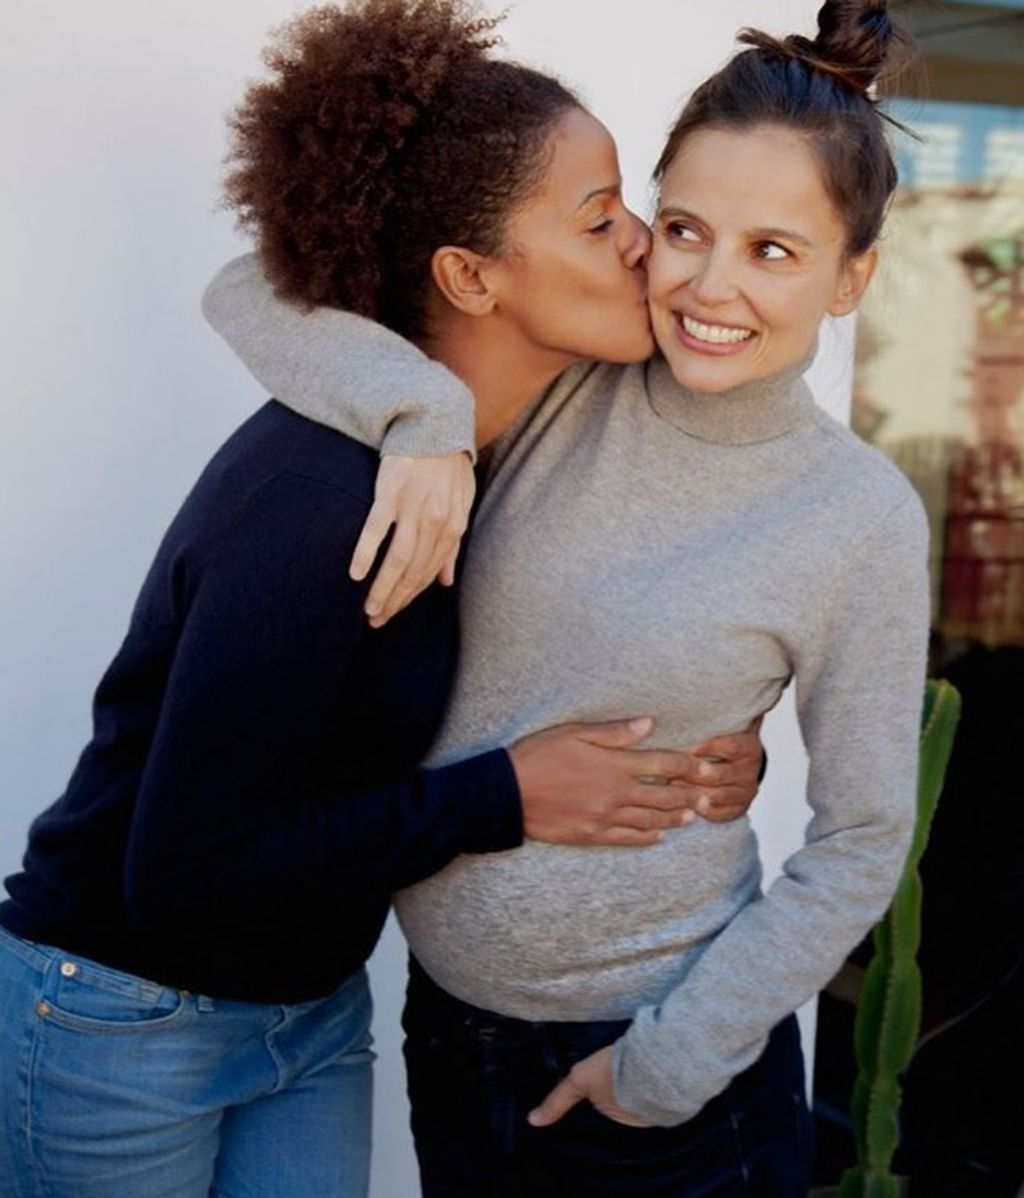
[839,679,962,1198]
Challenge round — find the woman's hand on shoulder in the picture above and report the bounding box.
[351,452,476,627]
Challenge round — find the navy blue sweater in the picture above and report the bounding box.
[1,402,522,1002]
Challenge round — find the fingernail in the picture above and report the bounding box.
[629,717,652,734]
[527,1110,543,1126]
[365,601,381,617]
[679,810,695,826]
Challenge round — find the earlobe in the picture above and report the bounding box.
[828,247,878,317]
[430,246,498,317]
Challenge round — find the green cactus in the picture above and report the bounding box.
[839,679,962,1198]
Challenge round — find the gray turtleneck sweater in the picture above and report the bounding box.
[202,255,929,1127]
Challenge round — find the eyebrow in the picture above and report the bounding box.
[576,184,621,211]
[658,206,815,250]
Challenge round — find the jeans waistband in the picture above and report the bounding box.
[0,921,51,970]
[0,920,189,1004]
[407,956,629,1038]
[405,956,805,1117]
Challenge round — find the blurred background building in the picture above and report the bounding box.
[813,3,1024,1193]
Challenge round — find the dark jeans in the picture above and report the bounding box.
[403,959,812,1198]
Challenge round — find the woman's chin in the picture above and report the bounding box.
[601,327,656,365]
[655,332,765,394]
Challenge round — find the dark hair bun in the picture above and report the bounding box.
[814,0,895,91]
[738,0,901,98]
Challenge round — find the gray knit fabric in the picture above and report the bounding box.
[203,260,929,1127]
[201,255,477,460]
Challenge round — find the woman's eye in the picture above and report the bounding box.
[756,242,790,261]
[666,222,701,243]
[589,219,614,235]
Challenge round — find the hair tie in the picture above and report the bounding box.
[739,29,875,100]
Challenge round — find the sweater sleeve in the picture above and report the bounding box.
[122,470,521,930]
[611,492,930,1126]
[201,254,478,461]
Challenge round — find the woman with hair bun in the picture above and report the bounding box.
[207,0,930,1193]
[0,3,766,1196]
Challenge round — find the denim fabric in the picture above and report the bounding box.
[0,925,374,1198]
[403,959,812,1198]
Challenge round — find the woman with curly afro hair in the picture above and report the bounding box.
[0,2,765,1196]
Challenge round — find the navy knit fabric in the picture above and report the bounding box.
[1,402,521,1002]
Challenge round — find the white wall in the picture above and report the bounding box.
[2,3,841,1195]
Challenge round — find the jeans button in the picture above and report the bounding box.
[60,961,78,978]
[36,1001,51,1017]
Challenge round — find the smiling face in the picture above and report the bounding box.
[648,123,877,393]
[486,108,654,365]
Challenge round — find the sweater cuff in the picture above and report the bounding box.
[611,1028,696,1127]
[431,748,523,854]
[380,398,478,464]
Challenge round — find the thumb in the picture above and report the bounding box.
[528,1075,585,1129]
[574,717,653,750]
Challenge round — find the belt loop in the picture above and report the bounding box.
[195,993,215,1012]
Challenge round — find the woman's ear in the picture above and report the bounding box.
[829,247,878,317]
[430,246,498,317]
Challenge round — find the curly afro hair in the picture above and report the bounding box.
[224,0,580,338]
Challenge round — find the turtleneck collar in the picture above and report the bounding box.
[645,341,819,446]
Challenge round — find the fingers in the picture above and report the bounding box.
[648,752,756,789]
[624,748,702,782]
[438,541,461,587]
[614,804,697,831]
[369,518,459,627]
[691,728,761,763]
[699,802,751,824]
[408,526,463,606]
[363,518,418,624]
[609,780,750,828]
[373,525,465,625]
[528,1074,585,1128]
[349,500,395,584]
[355,454,475,627]
[619,782,703,812]
[573,717,653,749]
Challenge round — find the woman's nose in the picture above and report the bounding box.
[623,212,652,269]
[691,250,739,307]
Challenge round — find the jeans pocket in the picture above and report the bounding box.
[315,970,375,1063]
[729,1083,813,1195]
[540,1100,741,1196]
[39,954,186,1035]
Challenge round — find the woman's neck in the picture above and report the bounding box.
[421,316,578,449]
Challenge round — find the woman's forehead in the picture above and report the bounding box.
[533,109,623,215]
[658,125,845,242]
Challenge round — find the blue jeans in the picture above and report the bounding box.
[403,959,812,1197]
[0,924,374,1198]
